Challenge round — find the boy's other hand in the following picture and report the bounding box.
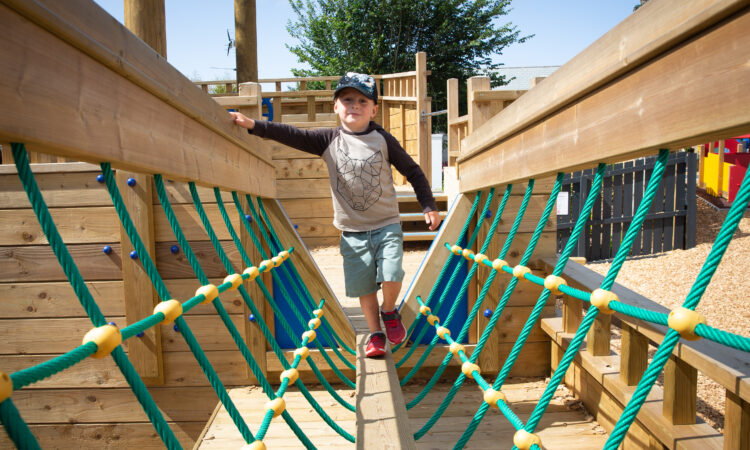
[230,111,255,130]
[425,210,442,231]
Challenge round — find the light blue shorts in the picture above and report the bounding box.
[339,223,405,298]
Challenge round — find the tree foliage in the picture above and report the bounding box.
[286,0,531,130]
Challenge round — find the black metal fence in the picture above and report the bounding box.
[556,152,697,262]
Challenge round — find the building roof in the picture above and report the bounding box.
[494,66,560,90]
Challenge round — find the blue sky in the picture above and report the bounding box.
[93,0,636,82]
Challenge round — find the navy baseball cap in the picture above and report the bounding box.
[334,72,378,104]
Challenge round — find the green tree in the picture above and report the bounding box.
[286,0,531,130]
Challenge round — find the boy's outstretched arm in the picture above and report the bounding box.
[425,210,441,231]
[229,111,255,130]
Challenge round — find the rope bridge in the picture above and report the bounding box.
[2,144,749,449]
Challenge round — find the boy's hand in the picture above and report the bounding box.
[425,210,442,231]
[230,111,255,130]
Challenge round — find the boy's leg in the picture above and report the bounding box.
[380,281,402,312]
[359,290,382,333]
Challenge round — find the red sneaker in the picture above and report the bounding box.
[381,308,406,345]
[365,332,386,357]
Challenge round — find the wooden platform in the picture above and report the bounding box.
[197,376,608,448]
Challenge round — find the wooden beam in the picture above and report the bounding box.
[460,0,748,161]
[355,333,416,450]
[0,0,275,196]
[124,0,166,57]
[458,2,750,193]
[663,355,698,425]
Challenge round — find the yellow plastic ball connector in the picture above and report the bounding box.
[308,318,321,329]
[265,397,286,418]
[492,259,508,271]
[461,361,481,377]
[0,371,13,403]
[462,248,473,261]
[449,342,465,355]
[243,266,260,281]
[279,250,290,261]
[195,284,219,304]
[451,245,462,255]
[272,256,283,267]
[419,305,431,316]
[474,253,488,265]
[294,346,310,360]
[243,440,266,450]
[668,307,707,341]
[427,314,440,326]
[260,260,274,272]
[302,330,317,343]
[280,368,299,384]
[589,288,618,314]
[223,273,243,290]
[154,299,183,325]
[513,429,542,450]
[512,265,531,280]
[483,388,506,409]
[543,275,568,296]
[83,324,122,358]
[313,308,324,318]
[436,326,451,339]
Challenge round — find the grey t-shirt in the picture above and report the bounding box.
[250,120,437,232]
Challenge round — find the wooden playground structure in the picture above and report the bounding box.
[0,0,749,449]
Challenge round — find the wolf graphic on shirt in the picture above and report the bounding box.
[335,150,383,211]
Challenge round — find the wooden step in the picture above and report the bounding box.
[403,231,438,241]
[399,212,447,221]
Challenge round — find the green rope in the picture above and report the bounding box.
[152,176,315,449]
[185,183,355,440]
[694,323,750,352]
[456,167,601,447]
[253,197,357,356]
[202,186,355,392]
[523,150,670,442]
[394,191,485,353]
[228,192,356,374]
[605,156,750,448]
[398,189,496,373]
[0,398,41,450]
[10,144,181,450]
[99,164,255,445]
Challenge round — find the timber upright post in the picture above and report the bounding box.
[416,52,431,185]
[120,0,167,384]
[234,0,258,84]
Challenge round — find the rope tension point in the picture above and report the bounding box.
[513,430,542,450]
[0,371,13,402]
[82,324,122,358]
[223,273,243,290]
[243,441,266,450]
[265,397,286,418]
[668,307,707,340]
[590,289,617,314]
[544,275,568,296]
[154,300,183,325]
[483,388,506,408]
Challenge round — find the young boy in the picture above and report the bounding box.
[230,72,441,357]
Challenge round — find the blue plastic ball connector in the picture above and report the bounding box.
[484,308,493,318]
[126,177,136,187]
[108,321,117,327]
[173,324,180,333]
[129,250,138,260]
[485,209,492,219]
[245,214,253,223]
[170,245,180,254]
[248,314,256,322]
[136,331,145,338]
[102,245,112,255]
[294,224,298,229]
[96,174,105,183]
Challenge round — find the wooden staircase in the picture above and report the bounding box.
[397,187,448,242]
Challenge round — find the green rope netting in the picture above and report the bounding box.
[398,188,497,378]
[252,196,357,356]
[393,192,484,354]
[5,144,181,450]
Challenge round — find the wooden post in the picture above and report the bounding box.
[122,0,165,384]
[234,0,258,83]
[717,139,725,198]
[562,297,582,333]
[725,390,750,450]
[619,323,649,385]
[467,76,491,134]
[124,0,166,57]
[697,145,706,189]
[663,355,697,425]
[586,310,611,356]
[446,78,459,166]
[415,52,431,185]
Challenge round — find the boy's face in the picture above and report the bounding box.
[333,88,378,133]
